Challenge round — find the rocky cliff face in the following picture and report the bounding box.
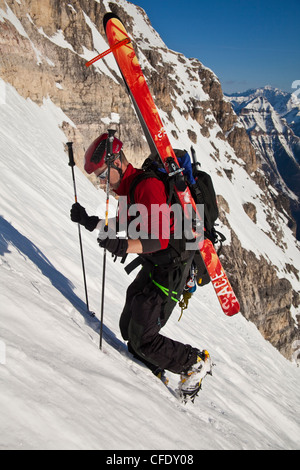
[0,0,299,360]
[0,0,148,174]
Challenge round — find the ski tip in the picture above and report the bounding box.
[103,12,122,31]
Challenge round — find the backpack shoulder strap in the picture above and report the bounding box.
[129,169,174,205]
[129,170,158,206]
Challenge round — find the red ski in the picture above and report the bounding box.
[103,13,240,316]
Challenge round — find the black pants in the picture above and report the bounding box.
[119,258,198,374]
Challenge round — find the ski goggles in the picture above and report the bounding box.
[97,168,109,180]
[91,136,121,165]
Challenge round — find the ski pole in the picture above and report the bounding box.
[67,142,91,316]
[99,129,116,350]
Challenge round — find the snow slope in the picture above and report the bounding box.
[1,81,300,451]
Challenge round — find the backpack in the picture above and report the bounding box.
[129,147,226,288]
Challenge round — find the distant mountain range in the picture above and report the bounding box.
[226,87,300,239]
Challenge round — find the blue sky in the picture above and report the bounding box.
[129,0,300,94]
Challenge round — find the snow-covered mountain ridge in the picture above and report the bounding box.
[226,87,300,240]
[228,86,300,135]
[0,0,300,449]
[0,0,299,358]
[1,63,300,452]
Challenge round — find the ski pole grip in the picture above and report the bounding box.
[105,129,116,163]
[191,146,201,169]
[191,146,196,165]
[67,142,75,167]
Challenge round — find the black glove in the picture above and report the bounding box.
[70,203,99,232]
[98,235,128,258]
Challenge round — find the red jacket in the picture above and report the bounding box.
[115,164,173,250]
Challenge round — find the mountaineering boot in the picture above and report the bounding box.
[178,350,212,403]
